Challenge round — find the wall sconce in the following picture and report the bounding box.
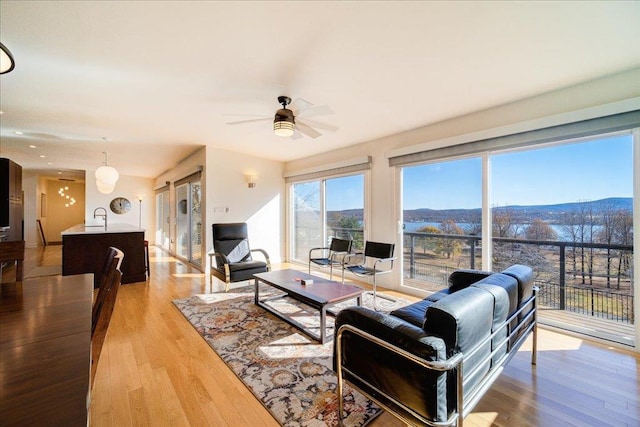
[246,175,257,188]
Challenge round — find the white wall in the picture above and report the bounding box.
[21,171,38,248]
[85,171,156,243]
[204,146,284,268]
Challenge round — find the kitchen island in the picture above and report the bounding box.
[62,223,146,288]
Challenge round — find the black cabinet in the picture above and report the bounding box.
[0,158,23,241]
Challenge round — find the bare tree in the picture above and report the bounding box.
[525,218,558,241]
[416,225,441,254]
[438,220,463,260]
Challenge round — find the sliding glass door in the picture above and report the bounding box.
[175,175,202,267]
[155,189,170,250]
[399,131,635,346]
[291,174,365,263]
[401,157,482,293]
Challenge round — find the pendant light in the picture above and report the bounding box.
[95,137,119,194]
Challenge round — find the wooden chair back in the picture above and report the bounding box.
[91,265,122,387]
[0,240,25,283]
[92,247,122,332]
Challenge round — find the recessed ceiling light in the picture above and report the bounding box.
[29,144,36,148]
[57,172,62,175]
[47,162,53,165]
[39,155,45,158]
[14,131,23,135]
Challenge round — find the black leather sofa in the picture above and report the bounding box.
[334,265,537,427]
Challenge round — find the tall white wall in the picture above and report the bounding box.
[204,146,284,267]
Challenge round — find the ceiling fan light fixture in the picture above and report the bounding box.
[273,108,295,137]
[274,120,294,137]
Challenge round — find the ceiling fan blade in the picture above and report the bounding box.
[226,117,271,126]
[291,130,304,140]
[289,98,313,115]
[297,117,338,133]
[296,121,322,139]
[297,104,334,118]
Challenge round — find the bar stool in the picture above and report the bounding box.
[144,240,150,277]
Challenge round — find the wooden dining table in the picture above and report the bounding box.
[0,273,93,426]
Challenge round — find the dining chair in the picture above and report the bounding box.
[92,247,124,335]
[308,237,352,280]
[91,247,124,387]
[0,240,25,284]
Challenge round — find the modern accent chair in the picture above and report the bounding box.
[342,241,395,310]
[308,237,352,280]
[209,223,271,291]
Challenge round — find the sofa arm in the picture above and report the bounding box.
[334,307,454,423]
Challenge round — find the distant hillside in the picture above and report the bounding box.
[403,197,632,224]
[328,198,632,224]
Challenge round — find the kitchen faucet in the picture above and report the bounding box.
[93,207,107,229]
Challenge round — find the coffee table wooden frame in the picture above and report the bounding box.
[253,269,363,344]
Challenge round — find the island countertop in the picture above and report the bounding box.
[62,223,146,235]
[62,224,147,286]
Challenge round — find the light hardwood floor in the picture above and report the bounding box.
[26,245,640,426]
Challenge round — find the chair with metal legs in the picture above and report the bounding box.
[342,241,395,310]
[308,237,352,281]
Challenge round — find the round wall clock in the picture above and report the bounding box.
[110,197,131,214]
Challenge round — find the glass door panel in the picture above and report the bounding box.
[292,181,322,263]
[175,183,189,260]
[190,180,202,266]
[155,191,170,250]
[326,175,364,250]
[491,134,634,345]
[401,157,482,293]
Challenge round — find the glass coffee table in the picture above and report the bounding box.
[253,269,363,344]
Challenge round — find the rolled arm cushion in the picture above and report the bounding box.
[335,306,449,422]
[423,287,494,405]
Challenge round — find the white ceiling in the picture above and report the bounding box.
[1,1,639,180]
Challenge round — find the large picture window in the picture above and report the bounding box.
[291,173,365,263]
[398,130,635,346]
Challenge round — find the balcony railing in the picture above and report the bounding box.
[403,231,634,325]
[294,226,634,327]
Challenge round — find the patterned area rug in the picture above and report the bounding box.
[173,284,411,427]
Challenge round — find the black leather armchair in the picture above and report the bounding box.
[208,223,271,291]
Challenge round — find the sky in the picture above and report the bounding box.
[402,134,633,210]
[323,133,633,211]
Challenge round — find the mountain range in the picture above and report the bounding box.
[329,198,632,224]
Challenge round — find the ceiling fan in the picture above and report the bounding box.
[226,96,338,140]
